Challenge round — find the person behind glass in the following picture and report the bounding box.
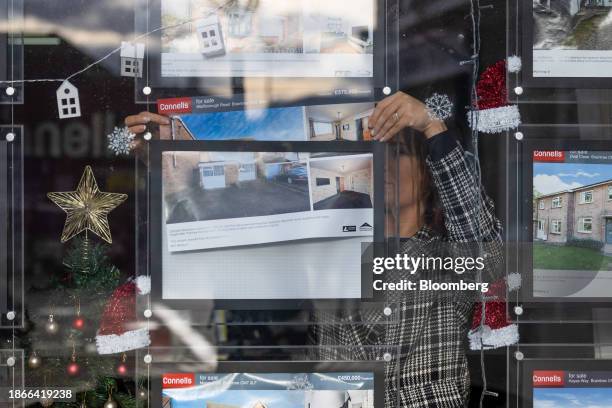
[124,91,503,407]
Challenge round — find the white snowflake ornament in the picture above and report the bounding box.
[425,93,453,121]
[107,126,136,156]
[506,272,522,291]
[286,374,314,391]
[507,55,522,73]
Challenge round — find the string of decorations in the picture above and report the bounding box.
[0,0,234,119]
[464,1,491,407]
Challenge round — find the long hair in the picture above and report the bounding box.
[395,129,446,235]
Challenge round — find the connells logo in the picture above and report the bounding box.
[157,97,193,114]
[533,150,565,162]
[359,222,373,231]
[532,370,565,387]
[342,225,357,232]
[162,373,195,389]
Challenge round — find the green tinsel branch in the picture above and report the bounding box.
[18,236,139,408]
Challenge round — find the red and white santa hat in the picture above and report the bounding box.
[468,279,519,350]
[96,276,151,355]
[467,59,521,134]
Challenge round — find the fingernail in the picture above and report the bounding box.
[163,118,171,124]
[371,130,376,136]
[143,117,151,123]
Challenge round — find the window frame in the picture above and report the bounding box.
[578,217,593,234]
[579,190,594,204]
[550,220,562,234]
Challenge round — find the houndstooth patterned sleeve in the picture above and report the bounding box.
[425,131,504,279]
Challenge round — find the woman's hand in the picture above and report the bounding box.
[369,91,447,142]
[125,111,171,138]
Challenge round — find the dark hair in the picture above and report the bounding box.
[395,130,446,235]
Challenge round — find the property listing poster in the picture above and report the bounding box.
[162,372,375,408]
[532,150,612,298]
[163,151,374,251]
[158,97,375,300]
[532,1,612,78]
[160,0,374,77]
[158,96,375,142]
[533,370,612,408]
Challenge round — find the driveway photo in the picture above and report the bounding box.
[163,151,311,223]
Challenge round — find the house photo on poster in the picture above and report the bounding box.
[532,370,612,408]
[161,98,375,142]
[160,0,374,77]
[532,150,612,298]
[161,372,375,408]
[162,151,373,251]
[174,106,309,141]
[532,0,612,78]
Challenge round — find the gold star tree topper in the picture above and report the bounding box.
[47,166,127,244]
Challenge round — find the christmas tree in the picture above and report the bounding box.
[17,166,144,408]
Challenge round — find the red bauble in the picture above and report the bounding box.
[67,361,79,376]
[72,317,85,330]
[115,363,128,376]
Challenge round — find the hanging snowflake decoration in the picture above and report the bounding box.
[506,272,522,292]
[507,55,522,73]
[107,126,136,156]
[425,93,454,121]
[286,374,314,391]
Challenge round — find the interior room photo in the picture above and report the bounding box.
[305,102,374,141]
[309,155,373,210]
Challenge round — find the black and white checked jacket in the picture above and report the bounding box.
[314,131,504,408]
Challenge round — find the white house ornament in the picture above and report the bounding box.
[120,42,145,78]
[197,15,226,58]
[56,80,81,119]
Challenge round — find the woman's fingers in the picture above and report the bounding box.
[368,93,396,128]
[124,111,172,147]
[124,111,170,131]
[146,112,171,125]
[371,100,400,138]
[128,124,147,134]
[373,112,396,141]
[376,106,407,141]
[125,113,148,128]
[378,120,404,142]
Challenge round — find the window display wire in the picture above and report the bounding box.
[465,0,497,406]
[9,0,17,398]
[0,0,234,85]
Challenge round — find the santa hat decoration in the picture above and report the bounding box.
[96,276,151,355]
[468,279,519,350]
[467,60,521,134]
